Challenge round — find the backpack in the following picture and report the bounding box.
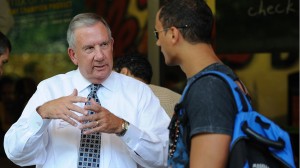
[168,70,296,168]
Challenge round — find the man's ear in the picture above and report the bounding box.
[170,26,180,43]
[120,67,132,76]
[110,38,114,52]
[68,48,78,65]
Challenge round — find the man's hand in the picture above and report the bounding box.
[36,89,88,126]
[78,99,123,135]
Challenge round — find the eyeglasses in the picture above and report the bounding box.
[153,25,189,40]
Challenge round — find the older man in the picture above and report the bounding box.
[4,13,169,168]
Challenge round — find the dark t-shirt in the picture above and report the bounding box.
[183,63,239,148]
[168,63,241,167]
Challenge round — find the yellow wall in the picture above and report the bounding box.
[236,54,298,121]
[207,0,299,124]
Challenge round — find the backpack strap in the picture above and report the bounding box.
[173,70,252,155]
[179,70,252,116]
[201,71,253,112]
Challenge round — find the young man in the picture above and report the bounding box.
[114,53,181,117]
[4,13,170,168]
[155,0,247,167]
[0,31,11,76]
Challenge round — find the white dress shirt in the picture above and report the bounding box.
[4,69,170,168]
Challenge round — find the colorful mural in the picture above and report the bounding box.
[5,0,148,81]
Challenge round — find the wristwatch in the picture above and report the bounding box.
[116,119,129,136]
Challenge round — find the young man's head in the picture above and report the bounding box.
[114,53,153,84]
[0,32,12,76]
[154,0,214,66]
[157,0,213,44]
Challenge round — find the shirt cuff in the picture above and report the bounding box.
[119,124,143,150]
[28,110,51,136]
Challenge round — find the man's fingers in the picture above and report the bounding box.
[66,110,83,123]
[67,89,88,103]
[83,127,100,135]
[80,121,96,129]
[81,121,102,134]
[84,98,101,112]
[70,95,88,104]
[70,89,78,96]
[61,113,78,126]
[66,103,88,116]
[37,89,88,126]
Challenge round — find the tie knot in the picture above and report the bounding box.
[90,84,101,93]
[87,84,101,103]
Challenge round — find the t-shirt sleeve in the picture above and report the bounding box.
[186,75,237,138]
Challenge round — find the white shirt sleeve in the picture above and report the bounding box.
[121,123,169,168]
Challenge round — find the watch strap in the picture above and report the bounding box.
[116,119,129,136]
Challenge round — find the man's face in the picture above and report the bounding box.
[0,48,9,76]
[68,22,114,84]
[155,10,176,66]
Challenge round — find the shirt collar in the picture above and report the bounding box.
[101,71,117,92]
[72,68,116,93]
[72,69,91,93]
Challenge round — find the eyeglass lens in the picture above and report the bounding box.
[154,29,159,39]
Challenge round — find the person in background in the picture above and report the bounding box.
[0,76,15,159]
[0,31,11,76]
[114,53,181,117]
[4,13,170,168]
[14,77,37,120]
[0,76,16,131]
[0,31,12,163]
[155,0,249,167]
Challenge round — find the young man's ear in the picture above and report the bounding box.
[120,67,131,76]
[170,26,180,43]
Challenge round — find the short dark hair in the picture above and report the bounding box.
[0,31,12,55]
[114,53,153,84]
[159,0,213,44]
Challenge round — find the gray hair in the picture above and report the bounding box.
[67,13,112,49]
